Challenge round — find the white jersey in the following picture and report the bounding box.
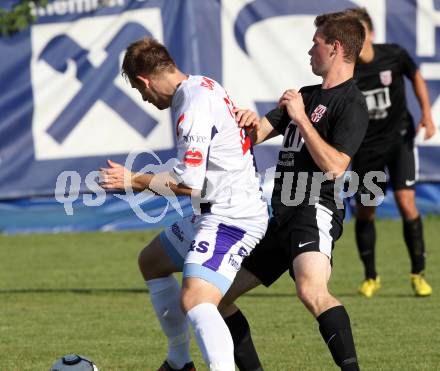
[171,75,267,219]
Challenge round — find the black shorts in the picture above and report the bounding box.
[352,133,416,202]
[241,203,343,287]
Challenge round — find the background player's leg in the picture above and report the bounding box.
[394,189,432,296]
[355,203,381,297]
[293,252,360,371]
[220,267,264,371]
[223,309,263,371]
[355,203,377,279]
[219,222,289,371]
[139,235,192,370]
[388,136,431,296]
[394,189,424,272]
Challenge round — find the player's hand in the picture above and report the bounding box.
[233,107,260,133]
[278,89,307,124]
[416,115,436,140]
[100,159,134,191]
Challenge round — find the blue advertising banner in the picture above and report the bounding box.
[0,0,222,198]
[0,0,439,233]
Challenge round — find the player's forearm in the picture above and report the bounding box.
[235,109,278,145]
[255,128,279,145]
[413,70,433,116]
[296,117,350,179]
[252,116,278,145]
[132,171,194,196]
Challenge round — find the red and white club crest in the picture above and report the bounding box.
[380,70,392,86]
[183,148,204,167]
[310,104,327,123]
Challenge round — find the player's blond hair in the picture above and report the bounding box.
[122,37,176,80]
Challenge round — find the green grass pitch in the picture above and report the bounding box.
[1,217,439,370]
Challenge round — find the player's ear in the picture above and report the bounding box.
[329,44,336,57]
[136,74,150,88]
[332,40,342,56]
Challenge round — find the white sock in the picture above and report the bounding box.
[187,303,235,371]
[146,276,191,369]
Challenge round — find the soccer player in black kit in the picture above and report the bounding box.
[219,12,369,371]
[345,8,436,298]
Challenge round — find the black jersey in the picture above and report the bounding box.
[354,43,417,147]
[266,79,368,223]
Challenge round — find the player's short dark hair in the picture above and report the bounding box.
[344,7,374,32]
[122,37,176,80]
[314,11,365,63]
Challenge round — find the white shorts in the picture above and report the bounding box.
[160,213,268,294]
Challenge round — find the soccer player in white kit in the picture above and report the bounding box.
[100,37,268,371]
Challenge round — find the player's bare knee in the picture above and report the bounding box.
[395,191,418,220]
[218,301,238,317]
[181,277,223,313]
[296,284,328,309]
[400,206,419,221]
[296,285,314,306]
[180,288,197,314]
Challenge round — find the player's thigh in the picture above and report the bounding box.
[288,204,342,281]
[140,215,198,280]
[388,138,419,217]
[218,267,262,314]
[183,215,266,297]
[240,218,290,288]
[388,137,416,191]
[293,251,332,290]
[138,234,180,280]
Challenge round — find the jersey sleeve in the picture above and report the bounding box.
[172,99,213,190]
[265,107,291,134]
[330,97,369,158]
[398,45,418,81]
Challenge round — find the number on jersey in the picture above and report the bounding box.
[283,122,304,152]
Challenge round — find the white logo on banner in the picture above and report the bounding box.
[220,0,385,150]
[31,7,173,160]
[379,70,392,86]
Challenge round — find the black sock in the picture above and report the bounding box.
[403,216,425,274]
[317,306,360,371]
[224,309,263,371]
[355,219,377,279]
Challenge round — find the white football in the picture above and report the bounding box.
[50,354,98,371]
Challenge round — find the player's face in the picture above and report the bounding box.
[308,29,334,77]
[130,75,170,110]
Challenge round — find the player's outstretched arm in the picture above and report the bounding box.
[413,69,436,140]
[100,160,194,196]
[100,160,135,190]
[233,108,279,145]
